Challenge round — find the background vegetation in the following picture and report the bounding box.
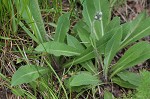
[0,0,150,99]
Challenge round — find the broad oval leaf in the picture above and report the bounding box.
[11,65,49,86]
[70,71,100,87]
[35,41,81,56]
[54,13,70,42]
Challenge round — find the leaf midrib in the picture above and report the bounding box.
[12,68,47,86]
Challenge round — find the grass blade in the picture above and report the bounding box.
[29,0,47,42]
[15,0,47,43]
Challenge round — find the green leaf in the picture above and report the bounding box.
[82,0,110,39]
[122,12,146,41]
[19,21,39,43]
[81,61,98,74]
[136,70,150,99]
[77,27,91,47]
[67,34,84,50]
[117,71,141,86]
[16,58,23,64]
[11,65,48,86]
[91,19,103,40]
[70,71,100,86]
[64,28,118,67]
[11,88,25,96]
[121,12,150,48]
[99,26,122,53]
[54,13,70,42]
[64,46,95,67]
[29,0,47,42]
[0,35,11,40]
[73,20,90,33]
[15,0,47,43]
[104,90,115,99]
[73,20,91,47]
[112,77,137,89]
[82,0,95,30]
[93,0,111,27]
[111,41,150,77]
[64,76,88,92]
[105,16,120,33]
[35,41,81,56]
[104,27,122,77]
